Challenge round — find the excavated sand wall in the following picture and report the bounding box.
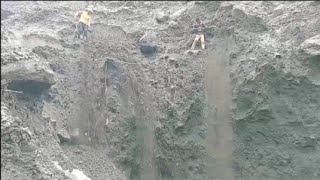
[1,1,320,180]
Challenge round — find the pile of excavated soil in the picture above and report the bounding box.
[62,144,127,180]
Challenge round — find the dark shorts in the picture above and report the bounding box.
[78,22,88,38]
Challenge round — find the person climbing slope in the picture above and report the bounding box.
[75,8,93,40]
[191,17,207,50]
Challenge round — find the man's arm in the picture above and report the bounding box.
[75,11,84,19]
[88,16,91,27]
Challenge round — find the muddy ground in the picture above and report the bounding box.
[1,1,320,180]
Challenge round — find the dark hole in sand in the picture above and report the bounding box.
[105,59,120,86]
[309,55,320,69]
[7,80,51,96]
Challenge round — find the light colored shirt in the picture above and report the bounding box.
[79,11,91,26]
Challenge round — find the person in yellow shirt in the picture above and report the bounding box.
[75,8,93,40]
[191,18,207,50]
